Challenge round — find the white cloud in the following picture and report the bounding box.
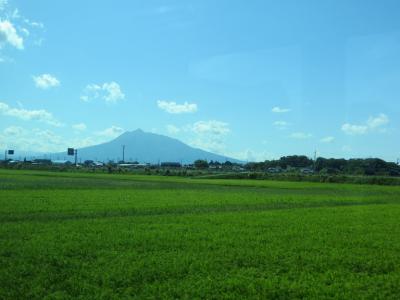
[0,126,103,153]
[1,126,65,153]
[320,136,335,143]
[272,106,290,113]
[191,120,230,135]
[10,8,19,19]
[166,124,180,135]
[71,137,100,149]
[81,82,125,103]
[0,51,13,62]
[32,128,64,145]
[367,113,389,129]
[33,74,60,89]
[342,145,352,152]
[0,101,63,126]
[150,128,159,133]
[102,82,125,103]
[157,100,197,114]
[20,27,29,36]
[164,121,230,154]
[0,20,23,49]
[185,120,230,154]
[273,120,289,129]
[341,123,368,135]
[33,38,44,46]
[227,149,276,162]
[189,138,227,154]
[341,113,389,136]
[95,125,124,138]
[72,123,87,131]
[28,21,44,29]
[0,2,44,62]
[0,0,8,11]
[3,125,24,136]
[290,132,312,139]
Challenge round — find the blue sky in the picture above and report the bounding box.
[1,0,400,162]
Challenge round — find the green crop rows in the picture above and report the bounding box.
[1,169,400,299]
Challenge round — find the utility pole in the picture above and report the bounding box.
[122,145,126,163]
[74,149,78,166]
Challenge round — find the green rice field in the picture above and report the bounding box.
[1,169,400,299]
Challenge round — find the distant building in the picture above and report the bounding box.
[209,165,222,170]
[32,159,52,165]
[118,163,148,169]
[266,167,282,173]
[232,166,245,172]
[300,168,314,174]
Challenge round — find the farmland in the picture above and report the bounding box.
[1,169,400,299]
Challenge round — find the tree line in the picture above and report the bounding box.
[245,155,400,176]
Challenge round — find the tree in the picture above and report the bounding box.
[279,155,313,168]
[194,159,209,169]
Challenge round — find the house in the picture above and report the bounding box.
[300,167,314,174]
[266,167,282,173]
[232,165,245,172]
[209,165,222,170]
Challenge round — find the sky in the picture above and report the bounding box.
[1,0,400,162]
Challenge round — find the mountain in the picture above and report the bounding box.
[57,129,241,164]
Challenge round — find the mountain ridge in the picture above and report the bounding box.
[59,129,241,164]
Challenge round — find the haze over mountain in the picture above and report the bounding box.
[55,129,240,164]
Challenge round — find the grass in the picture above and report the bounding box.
[1,169,400,299]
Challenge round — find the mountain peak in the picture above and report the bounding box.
[118,129,144,138]
[71,130,241,163]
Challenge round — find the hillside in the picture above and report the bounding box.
[58,129,240,164]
